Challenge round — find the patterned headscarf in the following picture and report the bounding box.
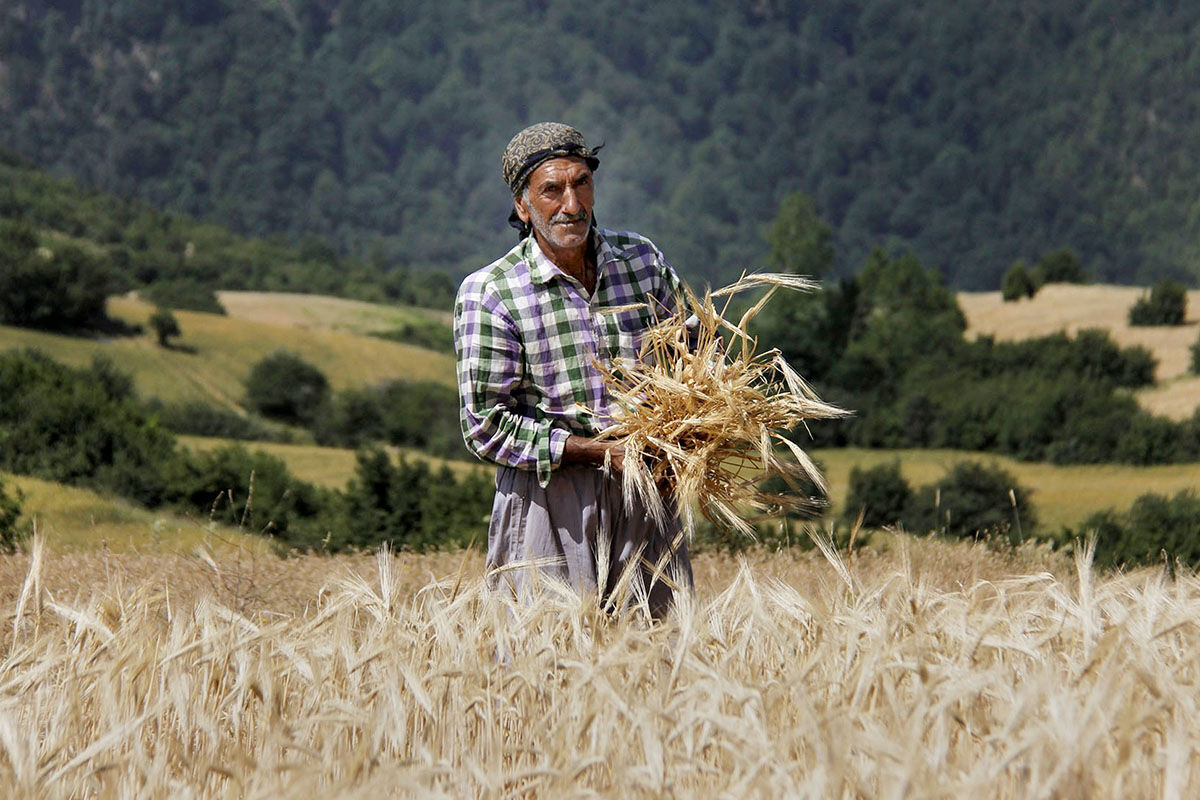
[501,122,601,197]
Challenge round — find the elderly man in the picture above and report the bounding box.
[454,122,692,615]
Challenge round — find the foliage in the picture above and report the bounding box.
[8,2,1200,287]
[142,279,226,314]
[149,306,181,347]
[766,191,835,278]
[0,221,119,332]
[842,461,912,530]
[335,448,491,551]
[314,379,462,458]
[146,400,292,442]
[371,318,455,353]
[1128,280,1188,326]
[1032,248,1089,285]
[0,478,29,553]
[1084,491,1200,569]
[902,461,1036,540]
[1001,261,1037,301]
[244,351,331,426]
[1192,330,1200,375]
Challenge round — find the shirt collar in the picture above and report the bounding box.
[525,227,620,286]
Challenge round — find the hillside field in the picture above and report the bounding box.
[960,284,1200,420]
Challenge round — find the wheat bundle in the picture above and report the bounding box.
[594,273,849,539]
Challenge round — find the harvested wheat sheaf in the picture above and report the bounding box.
[595,273,848,538]
[1,538,1198,797]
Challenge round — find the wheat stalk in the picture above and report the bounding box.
[594,273,850,539]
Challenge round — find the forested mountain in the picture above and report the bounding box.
[3,0,1199,288]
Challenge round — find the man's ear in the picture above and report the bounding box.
[513,194,531,224]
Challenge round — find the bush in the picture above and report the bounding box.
[1190,330,1200,375]
[1129,280,1188,326]
[314,380,463,458]
[1033,248,1089,284]
[902,461,1036,540]
[141,279,226,314]
[1085,491,1200,568]
[1001,261,1037,301]
[146,400,292,442]
[244,351,331,426]
[149,306,181,347]
[0,222,118,332]
[0,479,29,553]
[372,319,455,353]
[842,462,912,529]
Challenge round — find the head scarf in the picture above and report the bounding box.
[502,122,601,237]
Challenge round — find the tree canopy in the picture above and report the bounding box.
[3,1,1200,287]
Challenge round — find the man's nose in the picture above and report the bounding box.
[561,186,580,214]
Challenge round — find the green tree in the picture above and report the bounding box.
[766,191,835,277]
[903,461,1036,540]
[1001,261,1036,301]
[1129,280,1188,326]
[149,306,181,347]
[842,461,912,529]
[1191,330,1200,374]
[244,351,331,426]
[1033,248,1089,284]
[0,479,28,553]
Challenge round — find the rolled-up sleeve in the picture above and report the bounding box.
[454,281,567,486]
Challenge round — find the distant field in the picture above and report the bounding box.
[3,472,267,553]
[817,448,1200,532]
[0,295,456,411]
[176,435,488,486]
[959,284,1200,419]
[217,290,453,333]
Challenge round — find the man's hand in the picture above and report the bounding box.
[563,435,625,473]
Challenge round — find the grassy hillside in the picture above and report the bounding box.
[216,291,452,334]
[959,285,1200,419]
[0,294,455,411]
[5,472,268,553]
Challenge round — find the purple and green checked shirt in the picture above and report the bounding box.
[454,227,684,486]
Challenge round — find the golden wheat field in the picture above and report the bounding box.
[2,534,1198,798]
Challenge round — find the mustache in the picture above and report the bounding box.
[550,209,589,224]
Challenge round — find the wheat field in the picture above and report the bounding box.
[1,534,1196,798]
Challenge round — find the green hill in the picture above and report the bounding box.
[4,1,1200,287]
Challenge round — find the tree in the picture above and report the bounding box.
[766,191,835,277]
[902,461,1036,540]
[149,306,181,347]
[1033,248,1089,284]
[0,479,28,553]
[244,351,330,426]
[1191,330,1200,375]
[1001,261,1036,301]
[0,222,116,332]
[842,461,912,529]
[1129,280,1188,326]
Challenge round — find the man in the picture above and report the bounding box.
[454,122,692,615]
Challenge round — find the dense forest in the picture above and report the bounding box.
[3,0,1200,288]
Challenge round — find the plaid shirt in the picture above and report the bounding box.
[455,228,684,486]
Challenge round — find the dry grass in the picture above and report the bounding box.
[3,535,1199,797]
[598,274,847,538]
[216,291,453,333]
[958,285,1200,419]
[0,296,455,412]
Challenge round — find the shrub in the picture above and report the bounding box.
[902,461,1036,540]
[0,478,29,552]
[1190,330,1200,375]
[1086,491,1200,568]
[1128,280,1188,326]
[141,279,226,314]
[149,306,181,347]
[842,462,912,529]
[1034,248,1089,284]
[244,351,331,426]
[146,400,292,442]
[0,222,118,332]
[372,319,455,353]
[314,380,463,458]
[1001,261,1037,301]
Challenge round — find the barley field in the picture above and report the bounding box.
[1,534,1197,798]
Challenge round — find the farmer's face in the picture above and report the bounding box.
[514,157,594,255]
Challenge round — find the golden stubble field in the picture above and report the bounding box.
[1,536,1198,798]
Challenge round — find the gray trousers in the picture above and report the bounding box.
[487,464,692,617]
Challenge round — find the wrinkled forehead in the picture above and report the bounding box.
[524,156,593,190]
